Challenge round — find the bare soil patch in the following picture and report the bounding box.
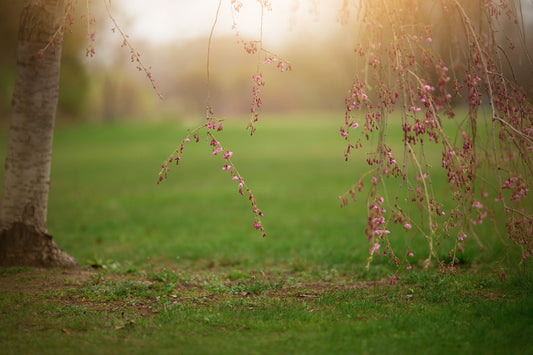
[0,267,385,299]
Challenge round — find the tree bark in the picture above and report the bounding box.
[0,0,77,268]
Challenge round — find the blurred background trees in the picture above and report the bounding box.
[0,0,531,123]
[0,1,90,124]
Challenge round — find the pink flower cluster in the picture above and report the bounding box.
[340,78,371,161]
[337,0,533,272]
[212,137,267,237]
[366,196,386,239]
[264,56,292,72]
[339,179,364,207]
[246,73,265,135]
[502,175,529,202]
[241,40,259,55]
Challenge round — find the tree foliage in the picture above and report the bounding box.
[336,0,532,273]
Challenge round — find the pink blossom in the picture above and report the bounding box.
[223,151,233,159]
[370,242,381,254]
[374,229,390,236]
[404,223,412,230]
[253,220,263,230]
[390,275,401,285]
[340,127,349,137]
[472,201,483,208]
[373,216,386,224]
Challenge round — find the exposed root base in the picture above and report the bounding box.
[0,222,78,268]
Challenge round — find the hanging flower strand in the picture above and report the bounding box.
[103,0,163,99]
[208,130,267,237]
[159,0,270,238]
[157,118,267,238]
[235,0,291,136]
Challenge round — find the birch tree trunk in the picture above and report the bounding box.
[0,0,77,268]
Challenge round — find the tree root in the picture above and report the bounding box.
[0,223,78,268]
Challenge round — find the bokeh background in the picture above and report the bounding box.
[2,0,530,126]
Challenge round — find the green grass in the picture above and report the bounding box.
[0,268,531,354]
[45,113,371,270]
[0,112,532,354]
[0,111,508,271]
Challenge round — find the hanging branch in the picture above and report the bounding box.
[157,0,269,237]
[103,0,163,99]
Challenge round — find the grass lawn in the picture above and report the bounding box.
[0,112,532,354]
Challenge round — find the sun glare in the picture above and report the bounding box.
[117,0,341,46]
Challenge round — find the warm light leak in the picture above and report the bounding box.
[116,0,343,47]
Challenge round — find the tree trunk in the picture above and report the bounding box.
[0,0,77,268]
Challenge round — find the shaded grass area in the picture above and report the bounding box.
[0,113,531,353]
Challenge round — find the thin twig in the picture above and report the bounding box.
[104,0,163,99]
[206,0,222,106]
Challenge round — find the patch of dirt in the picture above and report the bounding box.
[0,267,384,299]
[0,268,96,294]
[0,267,509,316]
[0,264,515,347]
[0,268,161,317]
